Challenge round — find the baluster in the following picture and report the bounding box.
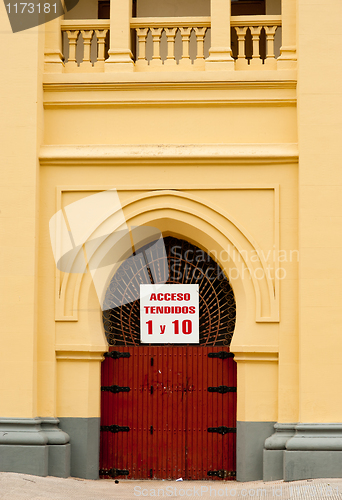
[194,27,206,60]
[164,28,177,66]
[193,27,206,69]
[151,28,163,67]
[135,28,149,69]
[80,30,94,69]
[265,26,277,59]
[250,26,262,66]
[264,25,278,68]
[94,29,108,70]
[180,27,192,66]
[235,27,247,59]
[136,28,149,61]
[66,30,79,68]
[235,26,248,69]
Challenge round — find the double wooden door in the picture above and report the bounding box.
[100,346,236,480]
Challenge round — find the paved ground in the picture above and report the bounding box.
[1,473,342,500]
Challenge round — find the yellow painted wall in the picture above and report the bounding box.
[297,0,342,422]
[0,0,306,430]
[38,150,298,420]
[2,0,341,474]
[0,4,44,417]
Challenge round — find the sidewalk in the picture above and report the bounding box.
[1,474,342,500]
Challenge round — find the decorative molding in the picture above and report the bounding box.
[56,350,105,361]
[0,418,69,446]
[231,15,281,27]
[54,186,81,322]
[131,16,211,29]
[286,424,342,451]
[121,189,280,322]
[40,418,70,445]
[52,186,281,324]
[263,423,296,481]
[233,352,279,362]
[44,98,296,109]
[43,77,296,108]
[43,78,297,90]
[61,19,110,31]
[40,144,299,167]
[0,418,48,446]
[264,423,297,450]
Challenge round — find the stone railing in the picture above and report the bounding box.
[130,17,211,71]
[59,16,282,73]
[61,20,110,72]
[231,15,282,69]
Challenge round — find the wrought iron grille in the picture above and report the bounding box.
[103,237,236,346]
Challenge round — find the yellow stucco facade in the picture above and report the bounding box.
[0,0,341,483]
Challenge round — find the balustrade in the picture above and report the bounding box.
[61,20,109,72]
[231,15,281,69]
[131,17,211,70]
[59,15,282,73]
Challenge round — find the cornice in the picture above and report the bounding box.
[43,76,297,107]
[43,70,297,87]
[56,348,106,361]
[44,98,296,108]
[232,351,279,362]
[39,143,299,167]
[43,80,297,93]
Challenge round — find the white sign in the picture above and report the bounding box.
[140,284,199,344]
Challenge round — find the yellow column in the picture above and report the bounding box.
[297,0,342,423]
[277,0,297,69]
[105,0,134,72]
[205,0,234,70]
[44,15,64,73]
[0,7,43,418]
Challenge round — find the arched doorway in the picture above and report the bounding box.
[100,237,237,480]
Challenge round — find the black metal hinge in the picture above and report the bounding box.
[100,468,129,478]
[208,386,237,394]
[207,470,236,478]
[104,351,131,359]
[101,385,130,393]
[208,426,236,435]
[208,351,234,359]
[101,425,130,433]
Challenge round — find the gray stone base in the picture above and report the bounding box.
[48,444,71,478]
[263,450,284,481]
[263,423,296,481]
[0,418,70,478]
[41,417,70,477]
[236,421,275,482]
[284,424,342,481]
[284,451,342,481]
[0,444,48,476]
[58,418,100,479]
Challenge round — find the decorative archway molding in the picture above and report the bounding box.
[120,190,279,322]
[54,188,280,358]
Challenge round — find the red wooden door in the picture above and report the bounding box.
[100,346,236,480]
